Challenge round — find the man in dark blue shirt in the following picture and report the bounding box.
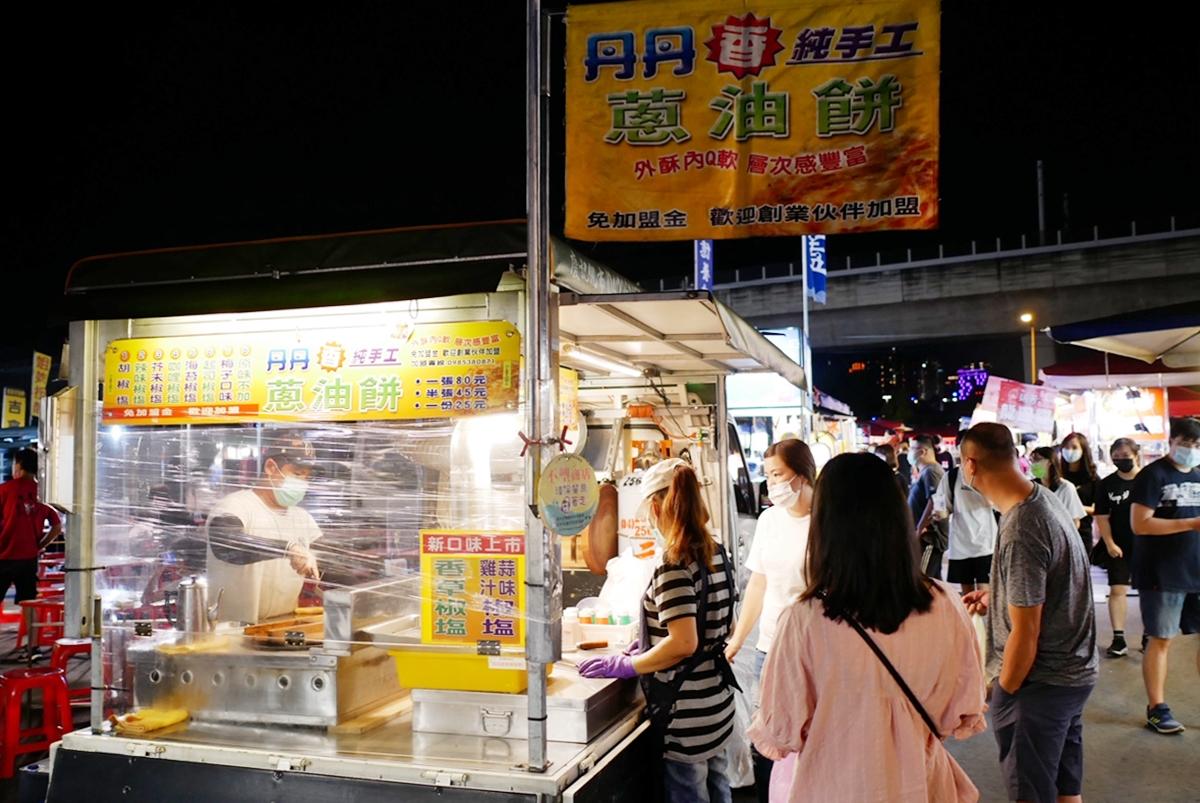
[908,434,947,579]
[1131,417,1200,734]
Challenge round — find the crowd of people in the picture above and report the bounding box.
[579,416,1200,803]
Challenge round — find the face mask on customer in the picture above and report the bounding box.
[272,474,309,507]
[1113,458,1135,474]
[767,476,802,509]
[1171,445,1200,469]
[1061,447,1083,464]
[1030,462,1048,480]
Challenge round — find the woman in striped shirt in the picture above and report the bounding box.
[579,462,738,803]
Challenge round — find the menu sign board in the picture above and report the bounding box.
[419,530,526,647]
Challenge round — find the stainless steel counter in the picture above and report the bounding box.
[56,670,646,798]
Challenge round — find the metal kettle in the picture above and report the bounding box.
[166,575,224,633]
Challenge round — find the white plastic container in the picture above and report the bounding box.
[562,607,581,652]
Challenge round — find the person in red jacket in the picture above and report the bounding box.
[0,449,62,604]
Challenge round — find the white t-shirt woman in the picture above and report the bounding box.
[725,441,816,672]
[743,505,810,653]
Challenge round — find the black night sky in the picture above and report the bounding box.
[4,3,1198,419]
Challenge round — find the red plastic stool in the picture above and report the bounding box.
[0,666,71,779]
[50,638,92,706]
[18,598,64,660]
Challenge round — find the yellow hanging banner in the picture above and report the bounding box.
[102,321,521,425]
[565,0,940,241]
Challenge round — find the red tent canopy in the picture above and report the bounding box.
[1042,353,1183,376]
[1040,352,1200,389]
[1169,387,1200,418]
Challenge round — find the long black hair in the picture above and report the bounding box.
[800,453,935,634]
[1061,433,1099,483]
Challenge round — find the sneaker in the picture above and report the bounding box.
[1106,639,1128,657]
[1146,704,1185,734]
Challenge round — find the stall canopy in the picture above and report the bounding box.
[813,387,854,417]
[1040,352,1200,390]
[58,220,641,321]
[558,291,807,389]
[1048,303,1200,368]
[1168,387,1200,418]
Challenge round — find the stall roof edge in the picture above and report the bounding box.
[559,290,808,391]
[55,221,644,323]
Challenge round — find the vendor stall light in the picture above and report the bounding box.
[567,348,643,378]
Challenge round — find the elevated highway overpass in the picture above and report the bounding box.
[710,228,1199,352]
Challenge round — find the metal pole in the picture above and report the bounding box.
[66,320,99,643]
[524,0,558,772]
[716,375,734,578]
[800,256,809,359]
[1037,160,1045,246]
[1030,325,1037,384]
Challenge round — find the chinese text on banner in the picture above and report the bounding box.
[566,0,940,241]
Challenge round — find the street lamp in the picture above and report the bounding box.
[1020,313,1036,383]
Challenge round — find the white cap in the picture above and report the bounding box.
[635,457,688,520]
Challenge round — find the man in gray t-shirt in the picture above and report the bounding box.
[960,423,1097,803]
[987,483,1098,685]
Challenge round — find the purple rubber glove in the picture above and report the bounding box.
[577,654,638,679]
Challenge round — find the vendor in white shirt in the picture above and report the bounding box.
[206,436,324,623]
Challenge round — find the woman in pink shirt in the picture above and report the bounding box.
[748,453,987,803]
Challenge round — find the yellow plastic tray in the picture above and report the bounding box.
[389,650,552,693]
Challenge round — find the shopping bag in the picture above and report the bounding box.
[768,750,797,803]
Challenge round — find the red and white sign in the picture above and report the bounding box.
[980,377,1058,434]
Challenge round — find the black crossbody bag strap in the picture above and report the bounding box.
[845,616,942,739]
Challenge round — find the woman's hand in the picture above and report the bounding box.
[577,654,638,679]
[724,637,743,664]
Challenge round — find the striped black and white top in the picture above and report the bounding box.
[643,546,737,762]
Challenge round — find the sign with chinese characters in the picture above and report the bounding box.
[980,377,1058,434]
[803,234,827,303]
[565,0,940,241]
[560,367,582,453]
[2,388,26,429]
[538,453,600,536]
[31,352,53,422]
[694,239,715,290]
[101,321,520,425]
[419,530,526,647]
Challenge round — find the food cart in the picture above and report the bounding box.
[40,220,806,802]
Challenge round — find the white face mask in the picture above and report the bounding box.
[1171,444,1200,469]
[1061,447,1083,464]
[271,474,309,507]
[767,476,802,509]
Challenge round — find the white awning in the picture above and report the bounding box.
[558,291,807,389]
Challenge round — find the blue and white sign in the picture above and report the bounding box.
[803,235,827,304]
[694,239,714,291]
